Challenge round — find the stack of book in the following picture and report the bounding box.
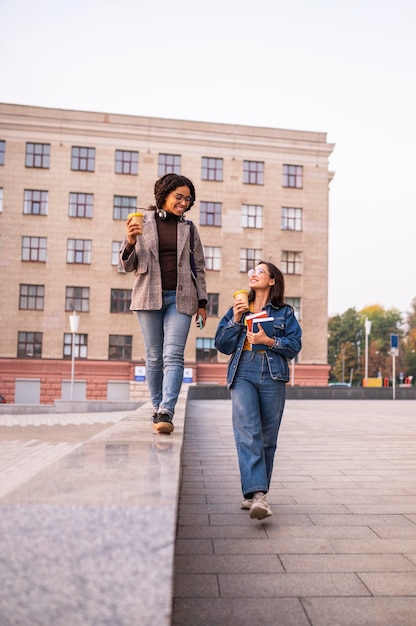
[245,311,275,351]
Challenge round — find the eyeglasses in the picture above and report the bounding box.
[248,268,271,277]
[171,193,192,205]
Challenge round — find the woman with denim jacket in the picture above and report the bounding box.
[120,174,208,434]
[215,261,302,520]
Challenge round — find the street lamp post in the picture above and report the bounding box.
[364,318,372,386]
[69,311,80,401]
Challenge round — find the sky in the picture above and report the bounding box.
[1,0,415,318]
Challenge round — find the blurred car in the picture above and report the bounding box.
[328,382,351,388]
[0,394,6,403]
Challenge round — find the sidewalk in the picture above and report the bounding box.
[173,399,416,626]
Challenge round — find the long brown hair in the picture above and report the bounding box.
[248,261,286,308]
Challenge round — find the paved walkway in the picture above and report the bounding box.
[173,399,416,626]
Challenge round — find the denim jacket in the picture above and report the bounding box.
[214,303,302,388]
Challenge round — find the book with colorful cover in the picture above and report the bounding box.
[245,309,268,332]
[252,317,274,351]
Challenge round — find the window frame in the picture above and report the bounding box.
[158,153,181,176]
[71,146,95,172]
[200,201,222,226]
[282,164,303,189]
[115,150,138,175]
[19,284,45,310]
[25,142,50,168]
[201,157,223,182]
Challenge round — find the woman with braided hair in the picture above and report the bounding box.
[120,173,208,433]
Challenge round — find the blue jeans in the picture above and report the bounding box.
[230,350,286,498]
[136,290,192,419]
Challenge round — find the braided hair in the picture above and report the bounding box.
[152,173,196,212]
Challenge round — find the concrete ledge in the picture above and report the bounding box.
[0,390,187,626]
[0,400,143,415]
[188,384,416,401]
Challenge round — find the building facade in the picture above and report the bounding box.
[0,103,334,404]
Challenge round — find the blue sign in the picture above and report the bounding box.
[390,334,399,356]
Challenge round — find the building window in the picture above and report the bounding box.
[0,140,5,165]
[241,204,263,228]
[281,207,302,231]
[206,293,219,317]
[17,331,42,358]
[63,333,88,358]
[158,153,181,176]
[200,201,222,226]
[115,150,138,175]
[286,297,301,320]
[109,335,132,360]
[69,192,93,218]
[23,189,48,215]
[283,164,303,188]
[110,289,132,313]
[25,143,50,168]
[22,236,47,262]
[0,188,3,212]
[112,241,122,265]
[19,284,44,310]
[71,146,95,172]
[65,286,90,312]
[196,338,217,362]
[203,246,221,270]
[281,251,302,274]
[113,195,137,220]
[240,248,262,272]
[67,239,92,264]
[201,157,223,181]
[243,160,264,185]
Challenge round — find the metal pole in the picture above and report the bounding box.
[392,354,396,400]
[70,331,75,401]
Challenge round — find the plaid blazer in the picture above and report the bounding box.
[119,211,207,315]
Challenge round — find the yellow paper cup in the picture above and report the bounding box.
[127,211,144,232]
[233,289,249,309]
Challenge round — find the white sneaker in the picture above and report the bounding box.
[240,498,252,510]
[249,492,273,520]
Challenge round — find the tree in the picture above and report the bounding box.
[328,305,404,385]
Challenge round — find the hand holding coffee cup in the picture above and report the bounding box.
[127,211,144,244]
[233,289,249,323]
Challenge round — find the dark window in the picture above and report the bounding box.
[67,239,92,264]
[25,143,50,168]
[69,192,93,218]
[17,331,42,358]
[71,146,95,172]
[65,287,90,312]
[110,289,132,313]
[21,237,47,262]
[158,153,181,176]
[201,157,223,181]
[207,293,219,317]
[19,284,44,310]
[115,150,138,175]
[113,195,137,220]
[200,201,222,226]
[243,160,264,185]
[63,333,88,358]
[0,140,5,165]
[240,248,262,272]
[196,338,217,362]
[109,335,132,360]
[283,164,303,188]
[23,189,48,215]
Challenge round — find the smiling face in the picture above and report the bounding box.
[248,263,275,291]
[162,185,192,217]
